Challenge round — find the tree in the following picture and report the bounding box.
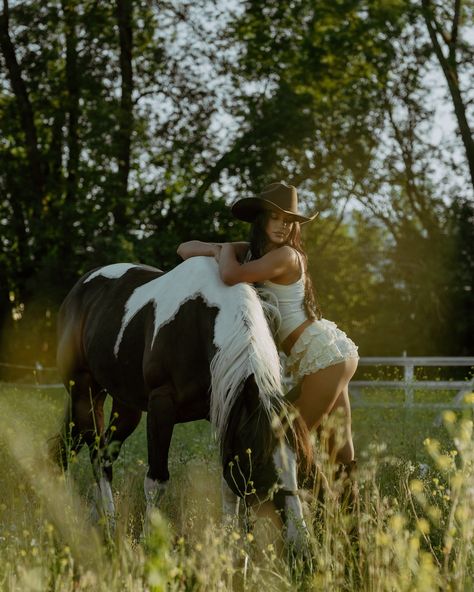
[421,0,474,191]
[0,0,230,364]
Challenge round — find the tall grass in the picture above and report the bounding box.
[0,386,473,591]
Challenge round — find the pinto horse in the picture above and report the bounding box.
[52,257,313,549]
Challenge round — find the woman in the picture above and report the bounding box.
[177,181,359,469]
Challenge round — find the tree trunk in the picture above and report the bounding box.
[0,0,45,202]
[422,0,474,191]
[115,0,134,229]
[62,0,80,208]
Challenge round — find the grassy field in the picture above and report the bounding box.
[0,384,473,591]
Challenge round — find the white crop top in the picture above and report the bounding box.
[262,253,308,342]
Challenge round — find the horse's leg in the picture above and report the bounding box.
[100,398,143,481]
[221,478,240,526]
[272,442,311,559]
[92,399,143,530]
[53,371,115,526]
[51,371,105,469]
[144,383,176,520]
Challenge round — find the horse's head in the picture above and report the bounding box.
[222,375,314,553]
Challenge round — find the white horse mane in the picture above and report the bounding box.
[93,258,283,442]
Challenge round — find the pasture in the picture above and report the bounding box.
[0,384,473,591]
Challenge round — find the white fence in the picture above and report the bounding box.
[348,357,474,410]
[2,358,474,411]
[283,357,474,411]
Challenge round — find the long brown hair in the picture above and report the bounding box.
[248,210,322,320]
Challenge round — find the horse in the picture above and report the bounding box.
[51,256,314,551]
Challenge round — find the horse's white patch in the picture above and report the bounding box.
[144,476,168,505]
[84,263,138,283]
[92,477,116,530]
[221,476,240,521]
[114,257,283,440]
[273,442,307,546]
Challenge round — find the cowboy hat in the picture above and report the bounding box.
[231,181,318,224]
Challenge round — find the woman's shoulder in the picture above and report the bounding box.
[274,246,306,275]
[270,245,301,263]
[262,245,302,275]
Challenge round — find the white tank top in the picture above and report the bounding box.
[262,251,308,342]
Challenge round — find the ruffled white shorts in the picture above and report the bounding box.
[285,319,359,381]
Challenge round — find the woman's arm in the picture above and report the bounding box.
[177,240,221,260]
[177,240,250,262]
[219,244,298,285]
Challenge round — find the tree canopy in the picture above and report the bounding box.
[0,0,472,368]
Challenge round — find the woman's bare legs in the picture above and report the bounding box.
[294,358,358,464]
[322,385,354,464]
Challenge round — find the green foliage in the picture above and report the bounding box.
[145,511,174,592]
[0,0,472,365]
[1,385,473,590]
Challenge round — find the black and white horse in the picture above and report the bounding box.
[51,257,313,549]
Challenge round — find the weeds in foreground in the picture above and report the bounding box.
[0,390,473,591]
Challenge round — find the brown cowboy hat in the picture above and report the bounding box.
[231,181,318,224]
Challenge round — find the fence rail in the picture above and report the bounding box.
[349,357,474,410]
[2,357,474,412]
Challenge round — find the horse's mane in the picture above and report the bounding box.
[207,274,313,473]
[208,276,283,443]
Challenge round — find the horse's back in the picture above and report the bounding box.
[57,263,163,387]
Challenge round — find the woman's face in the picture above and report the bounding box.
[264,210,296,247]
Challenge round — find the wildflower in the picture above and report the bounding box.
[375,532,390,546]
[169,567,182,578]
[389,514,406,532]
[409,536,420,552]
[443,410,456,424]
[417,518,430,534]
[428,506,442,524]
[410,479,424,494]
[436,455,452,471]
[463,392,474,404]
[246,533,254,542]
